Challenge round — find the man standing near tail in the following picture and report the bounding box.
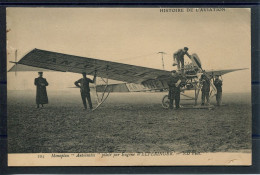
[213,75,223,106]
[75,72,96,110]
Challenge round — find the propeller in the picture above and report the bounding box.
[157,52,166,70]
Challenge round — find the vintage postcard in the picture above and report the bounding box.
[6,7,251,166]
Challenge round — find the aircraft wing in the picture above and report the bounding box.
[96,83,156,92]
[9,48,171,83]
[205,68,248,76]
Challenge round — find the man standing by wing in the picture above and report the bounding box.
[173,47,191,73]
[75,72,96,110]
[200,74,211,106]
[213,75,223,106]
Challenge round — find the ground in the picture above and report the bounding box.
[8,90,251,153]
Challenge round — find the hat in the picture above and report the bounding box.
[171,70,177,73]
[184,47,189,51]
[38,72,43,74]
[82,72,87,75]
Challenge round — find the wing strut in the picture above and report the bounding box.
[92,70,111,111]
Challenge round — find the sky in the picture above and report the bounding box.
[6,8,251,92]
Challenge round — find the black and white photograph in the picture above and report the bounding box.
[6,7,251,166]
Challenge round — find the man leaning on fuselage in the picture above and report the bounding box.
[173,47,191,73]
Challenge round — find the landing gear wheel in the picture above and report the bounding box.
[162,95,170,109]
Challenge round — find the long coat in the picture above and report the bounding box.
[34,77,49,104]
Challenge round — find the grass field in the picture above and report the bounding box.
[8,90,251,153]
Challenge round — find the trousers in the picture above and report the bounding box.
[177,57,185,71]
[201,91,210,105]
[169,92,180,109]
[81,91,93,109]
[216,91,222,106]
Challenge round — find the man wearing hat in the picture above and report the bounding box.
[75,72,97,110]
[167,70,182,109]
[34,72,49,108]
[173,47,191,73]
[213,75,223,106]
[200,74,211,106]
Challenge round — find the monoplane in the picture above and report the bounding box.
[9,49,247,110]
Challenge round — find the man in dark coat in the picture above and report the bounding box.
[200,74,210,106]
[75,72,96,110]
[173,47,191,73]
[167,71,182,109]
[34,72,49,108]
[213,75,223,106]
